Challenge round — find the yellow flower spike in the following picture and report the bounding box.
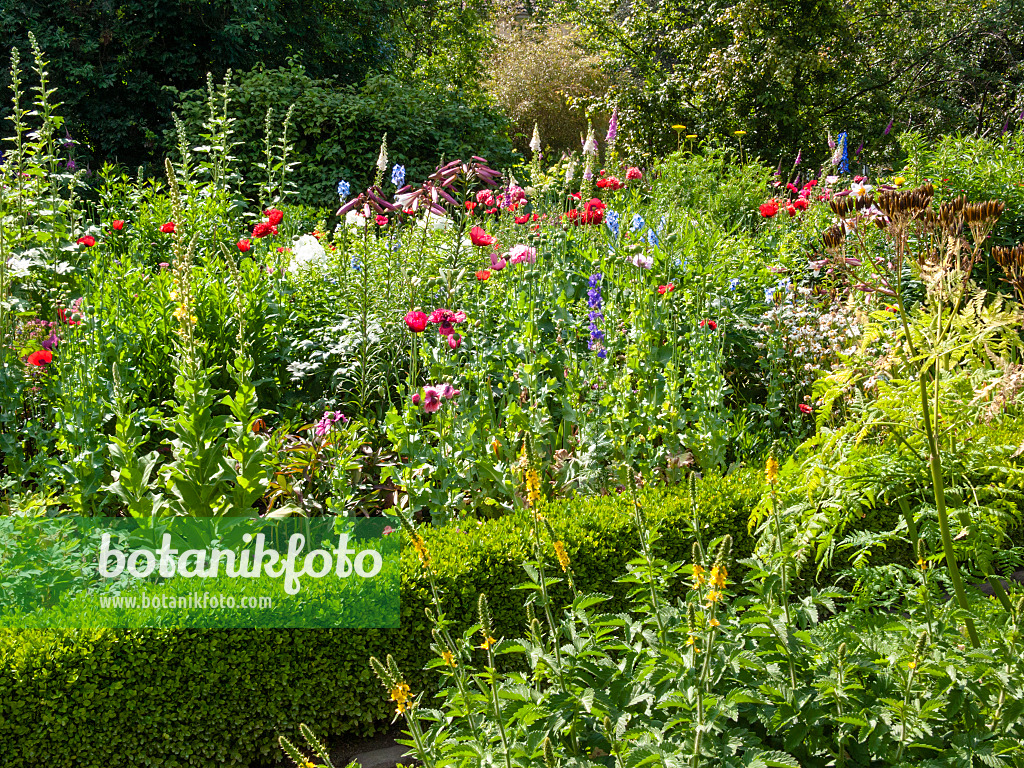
[709,617,720,628]
[411,535,431,568]
[553,540,570,572]
[686,634,700,653]
[692,563,706,589]
[480,634,497,651]
[390,682,412,714]
[525,468,542,508]
[766,457,780,485]
[705,589,722,605]
[441,650,456,668]
[710,564,727,590]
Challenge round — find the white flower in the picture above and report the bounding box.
[583,124,598,156]
[5,257,32,276]
[530,123,541,156]
[345,210,368,229]
[289,234,327,273]
[376,133,388,173]
[629,252,653,270]
[416,213,452,231]
[850,181,872,198]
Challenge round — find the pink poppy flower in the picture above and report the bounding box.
[404,311,429,332]
[422,386,442,413]
[490,251,507,271]
[508,245,536,265]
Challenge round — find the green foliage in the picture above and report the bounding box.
[170,64,517,207]
[0,0,403,169]
[0,475,759,766]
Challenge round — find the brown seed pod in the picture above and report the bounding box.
[830,195,856,217]
[822,225,845,250]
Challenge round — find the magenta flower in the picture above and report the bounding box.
[440,383,460,399]
[314,410,348,437]
[447,333,462,350]
[405,310,429,332]
[422,386,442,413]
[428,308,466,336]
[490,251,507,271]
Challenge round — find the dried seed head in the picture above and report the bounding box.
[822,225,845,250]
[913,630,928,660]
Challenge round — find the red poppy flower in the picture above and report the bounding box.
[160,222,176,233]
[252,222,277,239]
[470,226,495,246]
[77,235,96,247]
[58,308,81,326]
[799,404,813,414]
[626,167,643,181]
[111,220,125,230]
[787,205,797,217]
[27,350,53,366]
[699,319,718,330]
[237,239,251,252]
[465,201,477,212]
[404,311,428,333]
[448,333,462,350]
[475,270,491,281]
[657,283,675,295]
[263,208,284,226]
[759,201,779,218]
[792,198,809,211]
[514,215,529,224]
[375,215,389,227]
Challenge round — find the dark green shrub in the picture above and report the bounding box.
[0,472,759,767]
[169,65,518,208]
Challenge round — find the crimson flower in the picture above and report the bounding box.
[514,215,529,224]
[699,319,718,330]
[160,222,176,233]
[448,333,462,350]
[626,167,643,181]
[428,308,466,336]
[27,350,53,366]
[759,201,779,218]
[111,220,125,230]
[793,198,809,211]
[77,235,96,247]
[657,283,675,295]
[263,208,284,226]
[475,270,491,281]
[237,238,251,252]
[375,215,389,227]
[786,205,797,217]
[799,404,813,414]
[596,177,622,190]
[58,307,81,326]
[404,311,429,333]
[470,226,495,246]
[465,201,477,212]
[253,222,278,239]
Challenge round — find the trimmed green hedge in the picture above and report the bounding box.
[0,472,760,767]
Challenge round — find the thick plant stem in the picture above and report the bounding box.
[919,371,979,647]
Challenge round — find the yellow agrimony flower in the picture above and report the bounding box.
[893,176,906,186]
[441,650,456,668]
[705,589,722,605]
[692,563,706,589]
[686,634,700,653]
[917,557,928,571]
[525,468,542,508]
[480,634,497,650]
[708,616,720,628]
[710,563,727,590]
[390,682,412,714]
[553,540,570,572]
[411,535,431,568]
[766,457,780,485]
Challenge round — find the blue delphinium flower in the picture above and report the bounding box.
[837,131,849,174]
[765,286,776,304]
[630,213,645,232]
[657,215,667,233]
[351,255,362,272]
[391,164,406,188]
[606,210,620,239]
[587,273,605,357]
[646,229,659,247]
[337,179,350,198]
[729,277,741,291]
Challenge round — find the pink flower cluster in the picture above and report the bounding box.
[412,383,460,413]
[404,309,466,349]
[313,410,348,437]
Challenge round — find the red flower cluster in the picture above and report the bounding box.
[759,201,780,218]
[596,176,622,190]
[514,213,539,225]
[799,403,813,414]
[253,208,283,239]
[625,167,643,181]
[657,283,675,295]
[77,235,96,247]
[475,270,491,281]
[568,198,606,226]
[699,319,718,330]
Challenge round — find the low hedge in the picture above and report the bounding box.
[0,470,759,767]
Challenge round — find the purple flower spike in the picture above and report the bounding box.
[883,118,893,136]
